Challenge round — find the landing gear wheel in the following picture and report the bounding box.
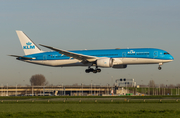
[97,69,101,72]
[89,68,94,72]
[158,66,162,70]
[85,69,90,73]
[93,70,97,73]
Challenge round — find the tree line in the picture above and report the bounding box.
[29,74,179,88]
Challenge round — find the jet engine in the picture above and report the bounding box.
[96,58,113,68]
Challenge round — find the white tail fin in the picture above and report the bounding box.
[16,30,43,55]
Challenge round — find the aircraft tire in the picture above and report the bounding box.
[93,70,97,73]
[85,69,90,73]
[89,68,94,72]
[97,69,101,72]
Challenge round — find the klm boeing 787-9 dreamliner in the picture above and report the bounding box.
[10,31,174,73]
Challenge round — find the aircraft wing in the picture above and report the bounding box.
[39,44,98,62]
[9,55,34,60]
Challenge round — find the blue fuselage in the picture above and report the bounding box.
[24,48,174,61]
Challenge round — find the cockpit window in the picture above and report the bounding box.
[164,52,170,55]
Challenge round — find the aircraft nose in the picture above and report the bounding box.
[170,55,174,60]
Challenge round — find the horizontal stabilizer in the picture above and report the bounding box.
[9,55,33,60]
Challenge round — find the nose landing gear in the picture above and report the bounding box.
[158,66,162,70]
[158,63,163,70]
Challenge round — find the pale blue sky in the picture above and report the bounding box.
[0,1,179,86]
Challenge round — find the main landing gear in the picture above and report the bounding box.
[85,66,101,73]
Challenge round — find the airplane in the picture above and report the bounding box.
[9,31,174,73]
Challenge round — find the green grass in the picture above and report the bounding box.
[0,91,180,117]
[0,99,180,104]
[1,103,180,112]
[0,96,180,117]
[0,95,180,100]
[0,110,179,118]
[0,103,180,117]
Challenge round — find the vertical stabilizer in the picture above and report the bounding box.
[16,31,43,55]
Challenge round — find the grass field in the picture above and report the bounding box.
[0,95,180,99]
[0,100,180,118]
[0,96,180,118]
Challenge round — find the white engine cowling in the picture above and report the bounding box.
[96,58,113,68]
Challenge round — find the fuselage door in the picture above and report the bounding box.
[153,51,158,58]
[122,52,126,58]
[43,55,47,60]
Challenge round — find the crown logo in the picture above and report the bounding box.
[128,50,135,54]
[26,42,32,45]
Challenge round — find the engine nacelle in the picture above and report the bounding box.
[96,58,113,68]
[112,64,127,69]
